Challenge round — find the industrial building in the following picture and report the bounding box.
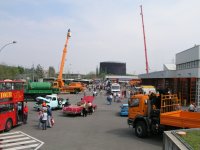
[139,45,200,106]
[100,61,126,75]
[105,75,138,83]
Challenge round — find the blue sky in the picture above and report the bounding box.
[0,0,200,75]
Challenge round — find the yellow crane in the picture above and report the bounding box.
[53,29,71,91]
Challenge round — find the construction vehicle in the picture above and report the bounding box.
[53,29,71,92]
[52,29,84,93]
[64,82,84,94]
[127,92,200,138]
[24,82,59,99]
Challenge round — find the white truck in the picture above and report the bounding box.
[111,83,121,98]
[34,94,67,110]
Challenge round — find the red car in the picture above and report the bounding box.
[62,96,97,115]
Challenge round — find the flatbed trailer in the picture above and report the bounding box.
[160,110,200,128]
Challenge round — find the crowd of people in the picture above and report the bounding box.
[21,83,199,133]
[77,99,93,117]
[38,101,54,130]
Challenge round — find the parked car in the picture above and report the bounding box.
[62,96,97,116]
[120,104,128,116]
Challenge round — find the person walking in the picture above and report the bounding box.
[23,102,29,124]
[41,109,48,130]
[188,102,196,112]
[81,101,88,117]
[107,93,113,105]
[87,102,93,115]
[113,92,116,102]
[38,108,43,128]
[47,105,52,128]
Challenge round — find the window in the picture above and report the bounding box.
[0,104,14,113]
[129,98,139,107]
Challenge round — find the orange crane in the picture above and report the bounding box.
[53,29,71,91]
[140,5,149,75]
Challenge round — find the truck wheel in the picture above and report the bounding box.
[74,89,79,94]
[5,119,13,131]
[135,121,147,138]
[58,100,62,105]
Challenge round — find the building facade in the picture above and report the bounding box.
[139,45,200,106]
[100,62,126,75]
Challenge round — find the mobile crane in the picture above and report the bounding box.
[53,29,71,92]
[53,29,84,93]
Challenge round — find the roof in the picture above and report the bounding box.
[163,64,176,71]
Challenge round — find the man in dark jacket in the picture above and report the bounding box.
[47,105,52,127]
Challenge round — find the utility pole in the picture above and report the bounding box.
[140,5,149,75]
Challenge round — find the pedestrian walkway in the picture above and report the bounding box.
[0,131,44,150]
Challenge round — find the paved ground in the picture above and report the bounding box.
[0,131,44,150]
[11,91,162,150]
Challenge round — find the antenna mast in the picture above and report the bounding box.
[140,5,149,74]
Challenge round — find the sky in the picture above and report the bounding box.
[0,0,200,75]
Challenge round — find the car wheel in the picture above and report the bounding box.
[80,111,83,116]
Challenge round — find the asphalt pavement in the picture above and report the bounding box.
[11,91,162,150]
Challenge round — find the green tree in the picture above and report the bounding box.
[0,64,20,79]
[96,66,99,76]
[35,64,44,79]
[48,66,56,77]
[17,66,25,74]
[85,71,96,79]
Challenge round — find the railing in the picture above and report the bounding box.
[160,94,181,113]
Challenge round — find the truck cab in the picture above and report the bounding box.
[111,83,121,97]
[45,94,63,109]
[34,94,66,110]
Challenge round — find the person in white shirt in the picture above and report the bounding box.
[41,110,48,130]
[188,102,196,112]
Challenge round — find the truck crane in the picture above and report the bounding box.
[53,29,84,93]
[53,29,71,91]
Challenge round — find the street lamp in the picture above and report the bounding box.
[0,41,17,53]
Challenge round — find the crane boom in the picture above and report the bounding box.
[140,5,149,74]
[57,29,71,88]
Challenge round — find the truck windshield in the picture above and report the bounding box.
[112,86,120,90]
[46,96,52,100]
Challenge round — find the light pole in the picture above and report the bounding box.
[0,41,17,53]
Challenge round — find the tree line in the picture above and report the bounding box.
[0,64,99,81]
[0,64,56,81]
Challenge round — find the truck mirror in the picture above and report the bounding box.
[145,99,148,104]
